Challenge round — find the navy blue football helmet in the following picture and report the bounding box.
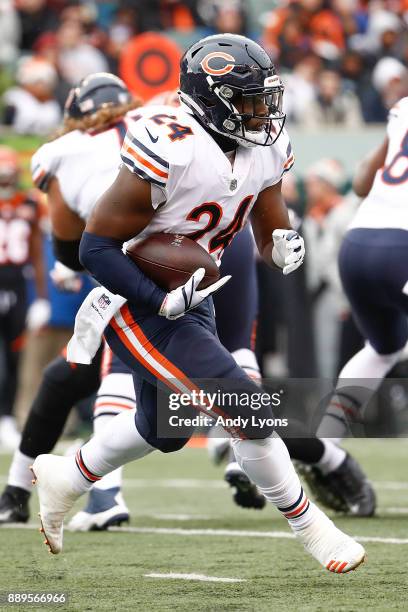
[179,34,285,147]
[64,72,131,120]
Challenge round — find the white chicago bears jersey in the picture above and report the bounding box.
[350,97,408,231]
[121,104,294,260]
[31,110,141,220]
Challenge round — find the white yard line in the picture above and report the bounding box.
[379,507,408,514]
[144,573,246,583]
[3,522,408,545]
[0,475,226,488]
[374,482,408,490]
[151,513,212,520]
[122,478,226,489]
[1,474,406,490]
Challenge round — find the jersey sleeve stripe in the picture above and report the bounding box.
[122,143,169,179]
[121,154,167,187]
[128,134,169,169]
[283,154,295,170]
[32,166,51,191]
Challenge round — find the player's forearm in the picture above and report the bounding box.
[260,239,277,268]
[79,231,166,311]
[52,236,84,271]
[353,138,388,197]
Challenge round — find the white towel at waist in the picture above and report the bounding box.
[66,287,126,364]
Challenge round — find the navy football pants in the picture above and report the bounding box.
[339,228,408,355]
[105,298,273,452]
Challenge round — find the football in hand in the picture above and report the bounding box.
[126,233,220,291]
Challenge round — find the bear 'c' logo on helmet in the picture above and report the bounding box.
[200,52,235,76]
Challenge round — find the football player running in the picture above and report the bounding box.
[0,74,263,528]
[313,96,408,470]
[32,34,365,573]
[152,93,374,517]
[0,74,140,528]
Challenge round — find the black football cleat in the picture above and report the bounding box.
[0,485,30,524]
[224,462,266,510]
[298,453,376,517]
[296,462,348,513]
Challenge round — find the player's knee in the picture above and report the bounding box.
[159,437,191,453]
[135,409,192,452]
[44,355,100,397]
[44,356,76,386]
[147,435,190,453]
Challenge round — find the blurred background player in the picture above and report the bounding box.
[288,94,408,517]
[1,56,61,136]
[315,95,408,481]
[208,161,375,516]
[0,73,140,527]
[0,146,49,450]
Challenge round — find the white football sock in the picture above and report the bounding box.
[317,343,402,440]
[68,410,155,494]
[232,433,316,531]
[314,439,346,475]
[91,414,123,491]
[8,449,34,492]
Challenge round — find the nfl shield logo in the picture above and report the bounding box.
[98,294,111,310]
[229,179,237,191]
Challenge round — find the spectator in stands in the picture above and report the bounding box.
[364,8,403,58]
[103,5,137,74]
[56,18,109,86]
[277,15,311,69]
[302,158,348,378]
[160,0,201,31]
[15,0,58,52]
[372,56,408,113]
[0,0,20,66]
[299,68,363,129]
[1,56,61,135]
[339,50,381,123]
[282,53,322,124]
[198,0,249,37]
[306,0,345,61]
[331,0,360,40]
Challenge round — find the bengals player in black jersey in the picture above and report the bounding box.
[0,146,48,449]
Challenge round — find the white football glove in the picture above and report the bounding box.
[272,229,305,275]
[50,261,83,293]
[26,298,51,331]
[159,267,231,320]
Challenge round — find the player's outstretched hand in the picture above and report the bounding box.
[50,261,83,293]
[159,267,231,320]
[26,298,51,331]
[272,229,305,275]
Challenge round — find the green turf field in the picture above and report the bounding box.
[0,439,407,611]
